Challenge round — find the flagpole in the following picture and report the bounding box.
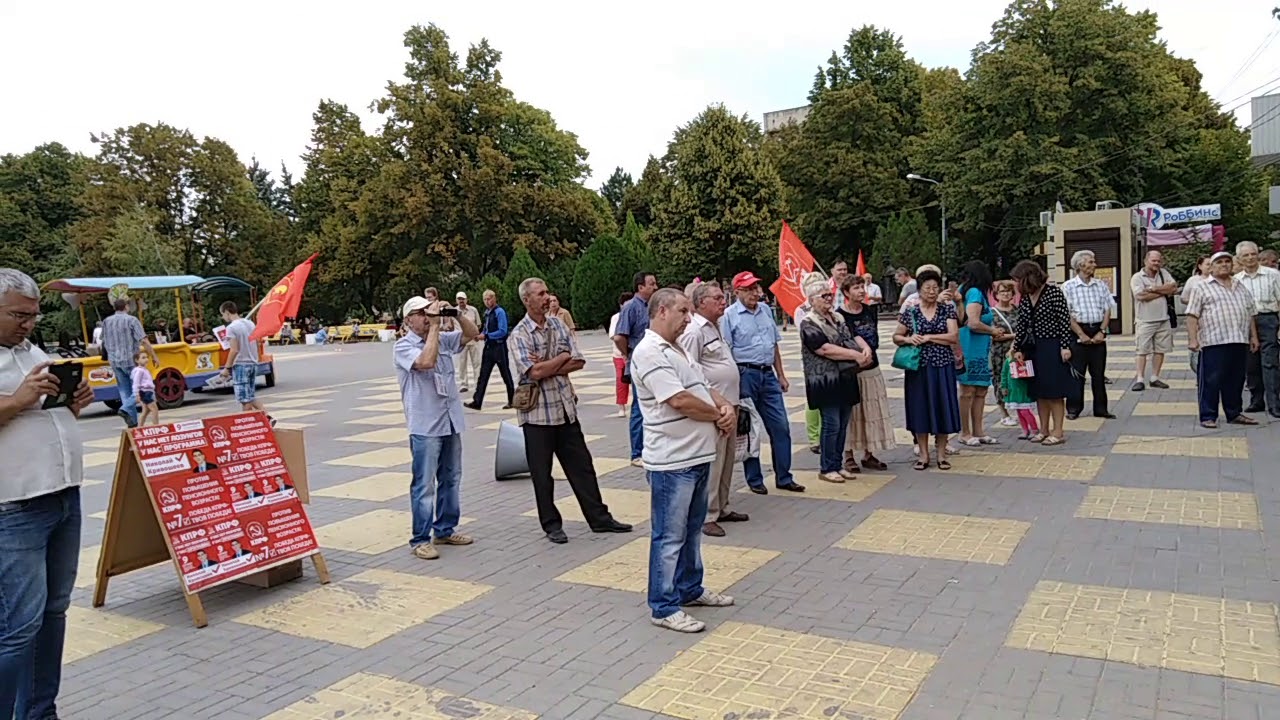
[245,296,268,320]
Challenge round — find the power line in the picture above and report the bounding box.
[1217,27,1280,99]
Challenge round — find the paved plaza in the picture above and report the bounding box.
[59,325,1280,720]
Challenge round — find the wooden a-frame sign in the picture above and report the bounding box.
[92,424,330,628]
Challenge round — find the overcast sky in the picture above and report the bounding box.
[2,0,1277,187]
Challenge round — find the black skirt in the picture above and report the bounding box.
[1028,338,1074,401]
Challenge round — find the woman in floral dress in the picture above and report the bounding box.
[987,280,1020,428]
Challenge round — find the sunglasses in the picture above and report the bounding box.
[819,293,834,300]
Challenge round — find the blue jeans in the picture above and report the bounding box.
[738,368,794,488]
[111,363,137,423]
[819,404,852,474]
[629,391,643,460]
[647,464,709,619]
[408,433,462,546]
[0,487,81,720]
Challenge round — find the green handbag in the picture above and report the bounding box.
[891,310,922,372]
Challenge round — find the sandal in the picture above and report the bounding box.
[913,459,930,471]
[978,436,999,445]
[1229,415,1259,426]
[961,437,982,447]
[937,458,952,470]
[1028,434,1045,443]
[1200,420,1219,429]
[1042,436,1064,446]
[862,455,888,471]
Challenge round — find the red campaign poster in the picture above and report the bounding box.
[131,411,319,594]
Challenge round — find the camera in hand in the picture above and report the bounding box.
[436,307,459,317]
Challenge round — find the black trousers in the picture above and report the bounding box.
[523,421,612,533]
[472,340,514,407]
[1066,324,1109,416]
[1198,343,1247,422]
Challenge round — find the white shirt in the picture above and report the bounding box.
[1234,266,1280,314]
[1130,268,1174,324]
[865,283,883,304]
[608,312,623,359]
[0,341,83,503]
[92,326,103,345]
[631,329,718,472]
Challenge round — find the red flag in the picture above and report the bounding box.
[772,221,816,318]
[855,250,867,277]
[250,254,318,341]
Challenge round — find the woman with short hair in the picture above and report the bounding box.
[839,274,895,472]
[1010,260,1074,445]
[892,269,961,470]
[798,272,867,483]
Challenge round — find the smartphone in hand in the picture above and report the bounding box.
[42,362,84,410]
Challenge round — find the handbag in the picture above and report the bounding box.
[511,379,541,412]
[1010,360,1036,378]
[891,310,922,372]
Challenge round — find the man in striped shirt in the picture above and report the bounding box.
[1186,251,1261,428]
[1061,250,1116,420]
[1234,241,1280,418]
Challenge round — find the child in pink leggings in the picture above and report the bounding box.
[1000,355,1040,439]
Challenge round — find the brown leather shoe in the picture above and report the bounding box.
[702,522,725,537]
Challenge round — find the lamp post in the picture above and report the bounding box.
[907,173,946,268]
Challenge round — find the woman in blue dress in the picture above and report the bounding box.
[892,270,962,470]
[956,260,999,446]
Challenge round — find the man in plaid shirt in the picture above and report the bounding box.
[509,277,632,545]
[1061,250,1116,420]
[1185,251,1261,429]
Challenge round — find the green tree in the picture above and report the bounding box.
[648,106,786,283]
[871,210,935,278]
[544,256,578,311]
[599,167,634,230]
[620,156,661,230]
[572,233,641,329]
[501,246,543,323]
[619,212,655,274]
[0,143,87,281]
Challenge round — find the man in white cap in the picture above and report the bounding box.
[394,295,479,559]
[1185,251,1261,429]
[453,291,482,393]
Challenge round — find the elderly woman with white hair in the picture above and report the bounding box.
[798,272,868,483]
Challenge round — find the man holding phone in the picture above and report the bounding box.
[0,268,95,720]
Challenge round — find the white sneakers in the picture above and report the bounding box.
[652,591,736,633]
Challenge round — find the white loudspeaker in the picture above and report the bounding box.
[494,420,530,480]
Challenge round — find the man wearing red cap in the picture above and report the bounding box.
[719,271,805,493]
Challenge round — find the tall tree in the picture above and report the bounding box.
[619,156,661,230]
[0,143,87,280]
[599,166,634,230]
[648,106,786,282]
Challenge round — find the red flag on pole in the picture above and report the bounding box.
[855,250,867,277]
[250,253,318,341]
[768,221,816,318]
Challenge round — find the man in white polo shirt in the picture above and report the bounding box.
[633,288,738,633]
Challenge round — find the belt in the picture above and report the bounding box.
[1259,311,1279,316]
[737,363,773,372]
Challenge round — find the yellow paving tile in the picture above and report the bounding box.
[621,621,938,720]
[88,510,106,520]
[274,422,315,430]
[740,474,896,503]
[234,569,493,649]
[81,479,104,488]
[475,420,505,431]
[325,446,413,469]
[85,436,124,450]
[584,395,628,406]
[1063,416,1106,432]
[1110,435,1249,459]
[345,413,406,426]
[894,428,916,445]
[357,401,405,413]
[316,510,416,554]
[945,452,1104,482]
[522,487,651,526]
[83,451,117,469]
[270,389,337,400]
[267,398,329,409]
[338,427,409,444]
[557,538,779,594]
[63,606,164,664]
[269,409,322,421]
[1132,401,1200,417]
[574,385,614,395]
[1075,486,1259,529]
[784,395,807,409]
[587,456,637,478]
[365,391,405,401]
[1006,581,1280,685]
[260,672,538,720]
[75,545,101,589]
[835,509,1030,565]
[313,472,410,502]
[885,386,904,399]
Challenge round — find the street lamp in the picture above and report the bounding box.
[907,173,947,267]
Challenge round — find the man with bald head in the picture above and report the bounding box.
[1235,241,1280,417]
[1129,249,1177,391]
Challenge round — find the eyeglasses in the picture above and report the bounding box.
[3,310,41,324]
[819,293,834,300]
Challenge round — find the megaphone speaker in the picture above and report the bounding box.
[494,420,530,480]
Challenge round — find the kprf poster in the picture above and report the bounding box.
[130,412,318,593]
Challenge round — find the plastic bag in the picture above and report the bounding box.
[734,397,764,462]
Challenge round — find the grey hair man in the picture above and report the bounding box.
[1060,249,1115,420]
[508,277,631,544]
[1234,240,1280,416]
[0,268,95,719]
[464,289,515,410]
[678,282,746,537]
[100,295,159,427]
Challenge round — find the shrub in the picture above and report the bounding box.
[501,248,543,323]
[572,233,642,330]
[544,256,578,311]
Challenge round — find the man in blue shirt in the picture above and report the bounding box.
[395,295,480,560]
[720,271,804,493]
[465,289,515,410]
[612,270,659,465]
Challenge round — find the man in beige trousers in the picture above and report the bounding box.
[679,281,748,537]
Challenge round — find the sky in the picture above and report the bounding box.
[2,0,1278,188]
